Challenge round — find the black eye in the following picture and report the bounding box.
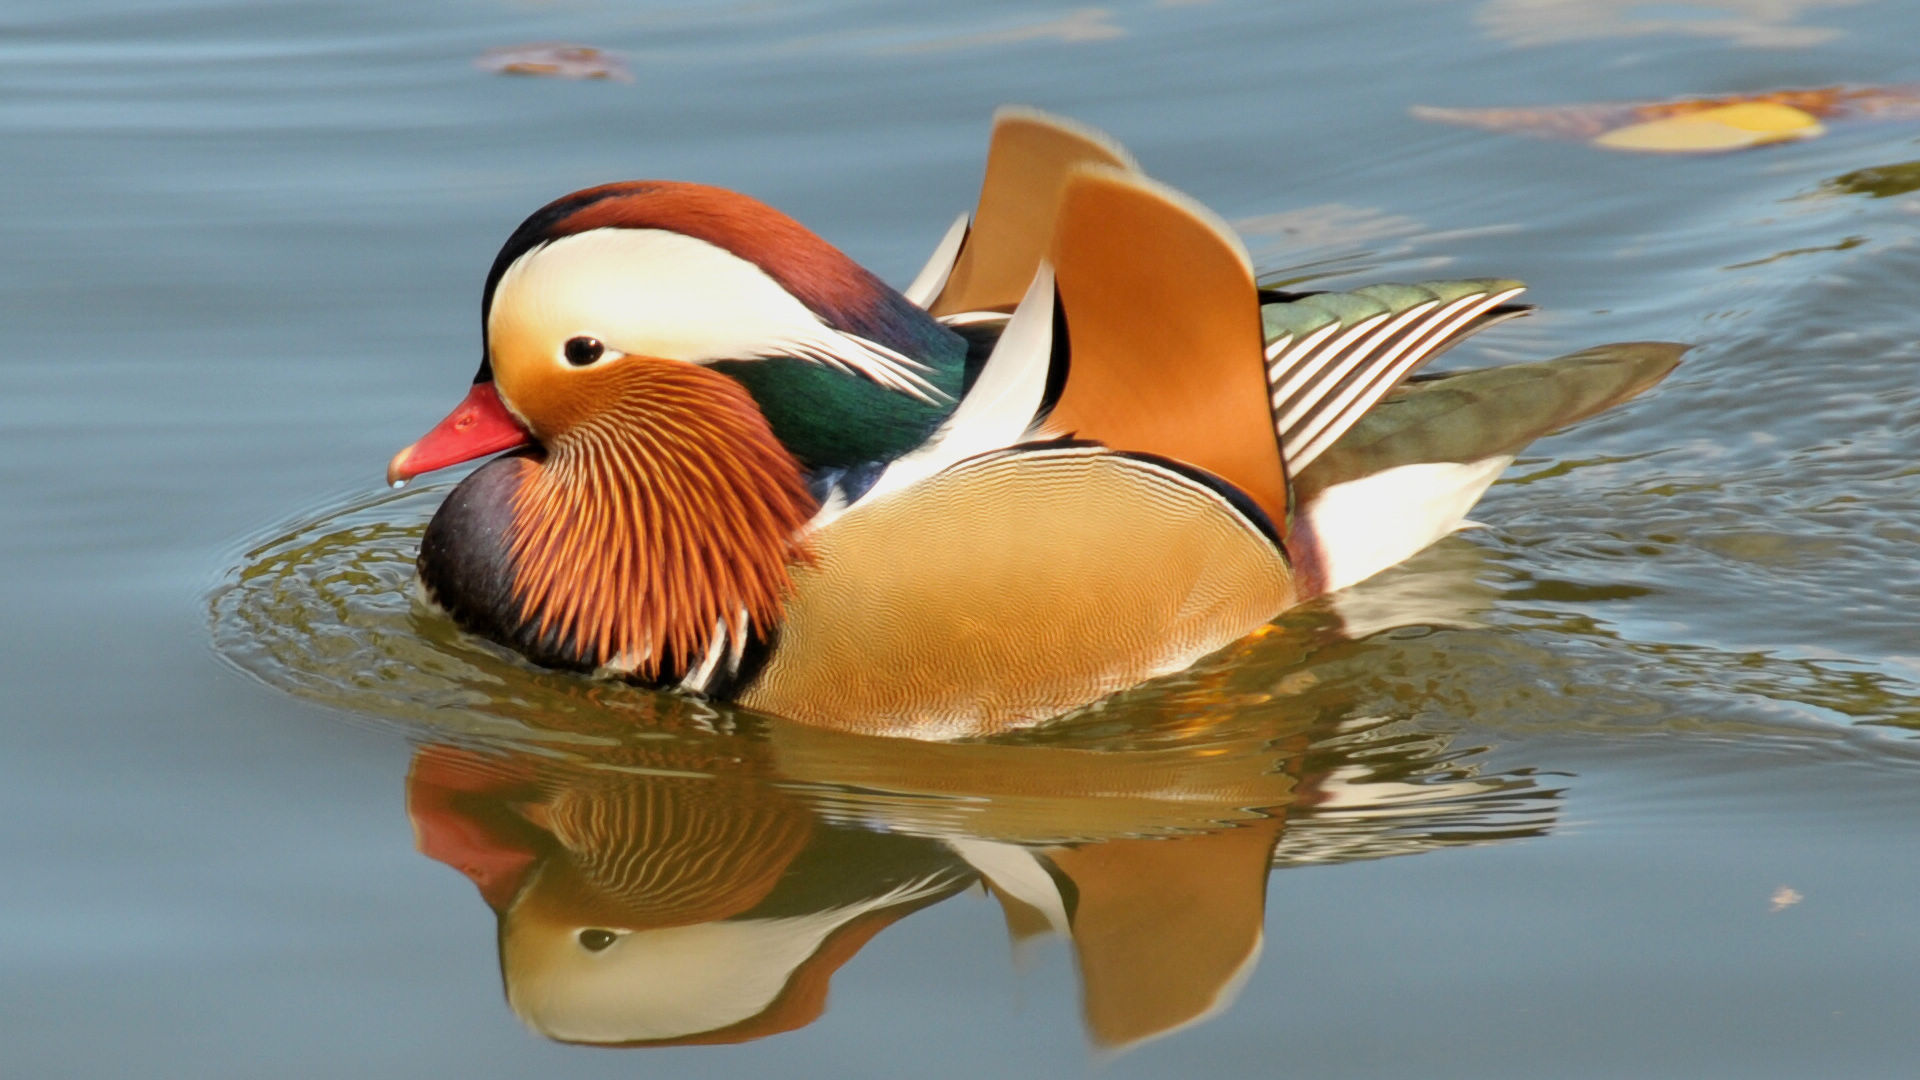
[578,928,618,952]
[564,336,604,366]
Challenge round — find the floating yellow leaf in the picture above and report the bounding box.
[1594,102,1824,152]
[1415,84,1920,153]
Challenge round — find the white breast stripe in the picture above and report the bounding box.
[676,619,732,694]
[936,310,1014,329]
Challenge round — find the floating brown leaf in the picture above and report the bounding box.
[1414,84,1920,153]
[476,43,633,82]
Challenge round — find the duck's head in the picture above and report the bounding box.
[388,182,969,682]
[495,774,834,1047]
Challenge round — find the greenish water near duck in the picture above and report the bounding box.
[8,0,1920,1076]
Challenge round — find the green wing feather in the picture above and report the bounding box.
[1259,278,1527,345]
[1293,342,1686,500]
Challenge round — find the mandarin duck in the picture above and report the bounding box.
[405,711,1313,1048]
[407,695,1529,1047]
[388,107,1682,739]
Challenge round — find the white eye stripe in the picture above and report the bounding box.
[492,227,944,401]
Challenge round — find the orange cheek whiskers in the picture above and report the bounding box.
[502,361,816,678]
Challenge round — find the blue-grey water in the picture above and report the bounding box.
[6,1,1920,1077]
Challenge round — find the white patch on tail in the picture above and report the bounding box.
[1298,455,1513,595]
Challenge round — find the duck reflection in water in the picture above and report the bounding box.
[405,668,1558,1050]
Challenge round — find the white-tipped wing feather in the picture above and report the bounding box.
[812,265,1057,527]
[902,213,970,308]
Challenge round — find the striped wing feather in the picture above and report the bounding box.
[1294,342,1687,501]
[1262,280,1533,475]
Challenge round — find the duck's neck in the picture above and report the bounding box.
[712,291,974,472]
[430,362,817,685]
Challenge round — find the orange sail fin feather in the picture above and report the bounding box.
[391,106,1681,737]
[927,107,1140,316]
[1040,165,1291,530]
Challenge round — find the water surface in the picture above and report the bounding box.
[6,0,1920,1076]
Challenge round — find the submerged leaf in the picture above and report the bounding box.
[1821,160,1920,198]
[476,43,633,82]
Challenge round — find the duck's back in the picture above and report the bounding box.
[738,159,1297,737]
[737,122,1678,737]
